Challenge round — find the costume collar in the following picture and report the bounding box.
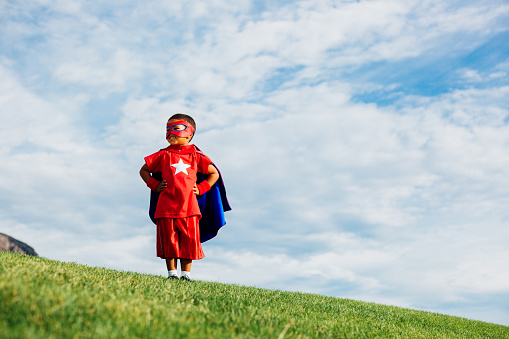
[166,144,196,154]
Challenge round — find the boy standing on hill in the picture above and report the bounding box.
[140,114,219,281]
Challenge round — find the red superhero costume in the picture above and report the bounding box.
[144,144,213,259]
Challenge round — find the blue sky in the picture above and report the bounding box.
[1,0,509,326]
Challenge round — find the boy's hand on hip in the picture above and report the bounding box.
[157,180,167,192]
[193,184,199,195]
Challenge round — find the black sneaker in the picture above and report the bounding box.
[168,275,179,280]
[180,275,192,281]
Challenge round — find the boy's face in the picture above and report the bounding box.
[166,119,194,146]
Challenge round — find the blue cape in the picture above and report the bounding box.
[148,156,231,243]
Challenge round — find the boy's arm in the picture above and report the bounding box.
[193,164,219,195]
[140,163,167,192]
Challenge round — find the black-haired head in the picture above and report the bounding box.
[169,113,196,131]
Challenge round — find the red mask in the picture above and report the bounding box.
[166,120,195,139]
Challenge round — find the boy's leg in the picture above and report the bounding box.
[180,259,192,281]
[180,259,192,272]
[157,218,180,260]
[166,258,178,279]
[175,216,204,261]
[166,258,178,271]
[174,216,202,281]
[157,218,181,279]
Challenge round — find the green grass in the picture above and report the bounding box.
[1,252,507,338]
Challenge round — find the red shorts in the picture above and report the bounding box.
[156,216,204,260]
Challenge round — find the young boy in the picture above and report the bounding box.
[140,114,219,281]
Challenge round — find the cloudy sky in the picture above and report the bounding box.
[1,0,509,326]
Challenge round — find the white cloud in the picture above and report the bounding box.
[416,1,509,34]
[460,67,509,84]
[54,49,147,89]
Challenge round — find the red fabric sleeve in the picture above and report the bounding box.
[144,150,164,173]
[197,153,212,174]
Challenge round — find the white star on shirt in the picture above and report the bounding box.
[171,159,191,175]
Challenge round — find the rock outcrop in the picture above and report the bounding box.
[0,233,38,256]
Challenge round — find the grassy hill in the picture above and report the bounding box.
[1,252,507,338]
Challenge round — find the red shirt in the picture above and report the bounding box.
[144,145,212,219]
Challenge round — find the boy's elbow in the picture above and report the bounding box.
[208,164,219,176]
[140,164,150,177]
